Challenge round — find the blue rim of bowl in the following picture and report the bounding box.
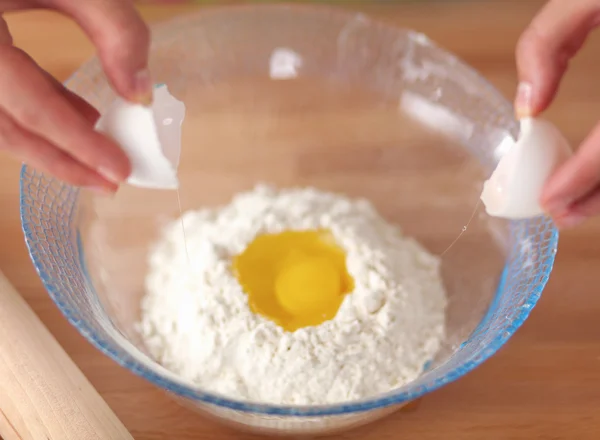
[19,4,559,417]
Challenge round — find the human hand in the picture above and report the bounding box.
[0,0,151,194]
[516,0,600,227]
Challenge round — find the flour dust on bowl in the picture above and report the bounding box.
[20,4,558,436]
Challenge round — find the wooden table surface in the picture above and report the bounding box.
[2,1,600,439]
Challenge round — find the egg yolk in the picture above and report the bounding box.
[233,229,353,331]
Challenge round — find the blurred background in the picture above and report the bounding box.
[2,1,600,439]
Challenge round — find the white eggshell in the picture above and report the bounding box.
[480,117,572,219]
[95,84,185,190]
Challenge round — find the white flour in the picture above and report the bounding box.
[138,185,447,405]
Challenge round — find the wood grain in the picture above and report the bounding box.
[1,1,600,439]
[0,272,133,440]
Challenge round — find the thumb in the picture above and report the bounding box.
[515,0,600,117]
[50,0,152,105]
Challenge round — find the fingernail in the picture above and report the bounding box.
[515,82,533,118]
[97,166,124,184]
[556,213,586,229]
[133,69,153,106]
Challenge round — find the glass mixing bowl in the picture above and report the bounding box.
[20,4,558,436]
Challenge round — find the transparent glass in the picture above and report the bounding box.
[20,4,558,436]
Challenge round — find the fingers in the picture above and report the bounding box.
[0,16,12,45]
[49,0,152,105]
[42,71,100,124]
[59,86,101,124]
[0,45,130,186]
[517,0,600,228]
[551,192,599,228]
[0,109,116,193]
[567,189,600,223]
[515,0,600,117]
[541,121,600,227]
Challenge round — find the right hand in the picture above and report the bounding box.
[515,0,600,227]
[0,0,152,194]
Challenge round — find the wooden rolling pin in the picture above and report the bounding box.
[0,271,133,440]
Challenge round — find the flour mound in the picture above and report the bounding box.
[138,185,447,405]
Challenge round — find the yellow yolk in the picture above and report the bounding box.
[233,230,353,331]
[275,256,341,316]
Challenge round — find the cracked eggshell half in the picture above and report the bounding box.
[480,117,572,219]
[95,84,185,190]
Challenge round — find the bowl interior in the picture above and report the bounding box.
[21,5,557,416]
